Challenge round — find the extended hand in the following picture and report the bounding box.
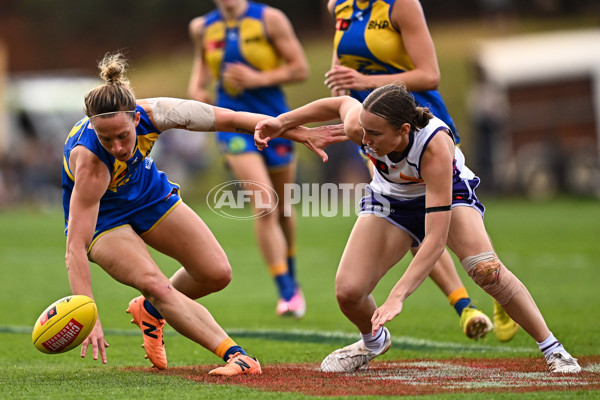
[81,318,110,364]
[297,124,348,162]
[371,299,404,336]
[254,117,284,150]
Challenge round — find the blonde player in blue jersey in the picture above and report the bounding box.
[254,83,581,374]
[188,0,309,319]
[62,52,344,374]
[324,0,517,342]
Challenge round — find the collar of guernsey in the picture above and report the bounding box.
[364,116,473,200]
[62,104,174,206]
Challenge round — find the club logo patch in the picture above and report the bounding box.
[336,18,351,31]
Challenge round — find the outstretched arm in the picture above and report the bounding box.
[254,95,364,148]
[65,146,111,363]
[141,97,346,162]
[215,107,349,162]
[370,132,454,334]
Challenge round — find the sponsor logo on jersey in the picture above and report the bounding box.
[245,35,262,44]
[367,20,390,30]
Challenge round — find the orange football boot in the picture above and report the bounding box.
[208,352,262,376]
[126,296,167,369]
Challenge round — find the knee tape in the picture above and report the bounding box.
[461,252,523,305]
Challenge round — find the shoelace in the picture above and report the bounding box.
[226,352,242,364]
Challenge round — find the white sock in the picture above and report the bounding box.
[537,332,565,360]
[361,328,387,354]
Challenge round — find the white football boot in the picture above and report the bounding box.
[321,327,391,372]
[547,350,581,373]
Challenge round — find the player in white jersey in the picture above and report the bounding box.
[365,116,472,199]
[254,83,581,374]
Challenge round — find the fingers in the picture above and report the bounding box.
[223,66,243,90]
[324,66,354,90]
[331,135,350,144]
[300,141,328,162]
[325,78,354,91]
[324,64,346,78]
[325,76,347,90]
[80,325,109,364]
[317,149,328,163]
[254,122,269,150]
[89,335,109,363]
[324,68,341,89]
[100,340,109,364]
[371,310,387,336]
[372,323,383,337]
[254,138,269,151]
[329,123,347,136]
[372,301,403,336]
[80,339,89,359]
[92,337,99,361]
[254,118,282,150]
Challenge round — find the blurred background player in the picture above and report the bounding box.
[188,0,309,318]
[324,0,517,341]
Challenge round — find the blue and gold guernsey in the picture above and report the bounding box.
[203,1,294,164]
[332,0,460,143]
[62,105,181,243]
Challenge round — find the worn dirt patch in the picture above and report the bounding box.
[128,355,600,397]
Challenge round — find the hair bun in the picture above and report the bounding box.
[98,52,130,86]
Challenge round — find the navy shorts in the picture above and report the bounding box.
[88,186,182,251]
[359,178,484,247]
[216,132,294,169]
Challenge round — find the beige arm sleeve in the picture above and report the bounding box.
[145,97,216,132]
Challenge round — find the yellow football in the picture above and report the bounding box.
[32,295,97,354]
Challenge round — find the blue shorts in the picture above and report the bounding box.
[216,132,294,169]
[88,186,181,251]
[359,178,484,247]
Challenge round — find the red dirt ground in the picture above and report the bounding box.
[129,355,600,397]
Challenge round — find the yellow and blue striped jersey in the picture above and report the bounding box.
[203,2,288,116]
[62,105,178,232]
[332,0,460,142]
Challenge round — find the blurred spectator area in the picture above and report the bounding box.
[0,73,100,206]
[0,0,598,72]
[471,29,600,199]
[0,73,213,207]
[1,2,600,207]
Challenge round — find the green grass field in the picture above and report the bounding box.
[2,14,600,400]
[1,196,599,398]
